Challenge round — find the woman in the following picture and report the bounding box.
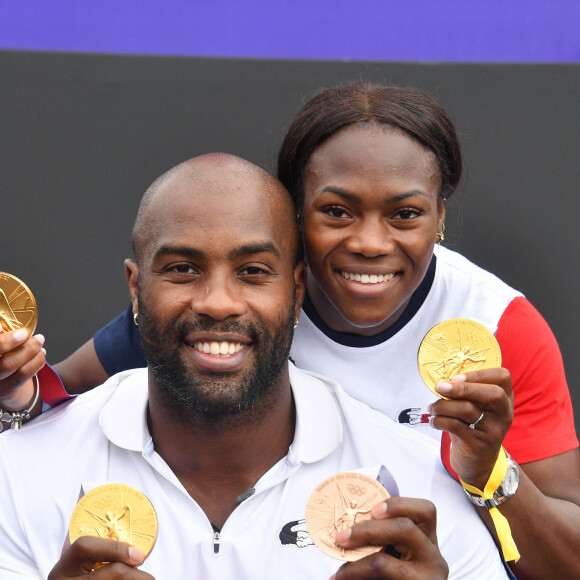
[2,83,579,578]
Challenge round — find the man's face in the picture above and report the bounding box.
[132,161,304,417]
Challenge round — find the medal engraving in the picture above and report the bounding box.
[69,483,158,562]
[305,472,389,561]
[0,272,38,336]
[418,318,502,398]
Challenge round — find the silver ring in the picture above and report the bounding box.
[469,411,485,430]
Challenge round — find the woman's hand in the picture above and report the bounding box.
[0,328,45,412]
[428,367,513,489]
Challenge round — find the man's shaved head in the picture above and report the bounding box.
[132,153,299,266]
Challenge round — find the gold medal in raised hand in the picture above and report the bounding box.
[305,472,390,562]
[418,318,502,398]
[0,272,37,336]
[69,483,158,563]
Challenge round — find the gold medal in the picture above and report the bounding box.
[69,483,158,562]
[418,318,502,398]
[305,472,389,562]
[0,272,37,336]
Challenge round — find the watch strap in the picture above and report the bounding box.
[460,446,520,562]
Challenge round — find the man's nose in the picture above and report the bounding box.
[191,274,247,320]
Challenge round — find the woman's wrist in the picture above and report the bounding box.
[0,375,41,431]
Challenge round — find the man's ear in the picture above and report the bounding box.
[124,259,139,314]
[293,260,307,322]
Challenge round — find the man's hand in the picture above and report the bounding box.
[429,367,513,489]
[331,497,448,579]
[48,536,154,579]
[0,328,45,412]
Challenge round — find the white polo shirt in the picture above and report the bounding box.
[0,365,508,579]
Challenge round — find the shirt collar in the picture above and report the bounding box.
[99,368,151,452]
[99,364,343,463]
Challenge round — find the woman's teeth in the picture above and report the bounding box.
[340,272,395,284]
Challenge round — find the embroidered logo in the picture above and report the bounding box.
[398,407,431,426]
[279,519,314,549]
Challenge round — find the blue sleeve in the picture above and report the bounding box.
[93,304,146,375]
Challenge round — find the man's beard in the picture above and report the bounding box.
[137,295,295,418]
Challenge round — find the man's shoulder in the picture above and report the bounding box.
[0,368,146,456]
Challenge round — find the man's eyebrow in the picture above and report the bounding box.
[153,245,205,260]
[229,241,280,260]
[152,242,281,261]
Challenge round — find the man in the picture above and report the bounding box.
[0,154,508,579]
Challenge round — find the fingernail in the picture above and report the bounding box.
[35,334,45,346]
[372,501,388,516]
[128,546,145,563]
[13,328,28,342]
[436,381,453,394]
[336,528,352,544]
[451,374,467,382]
[41,348,47,356]
[427,404,434,414]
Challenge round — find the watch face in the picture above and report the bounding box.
[502,460,520,496]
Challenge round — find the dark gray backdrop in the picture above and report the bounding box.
[2,51,578,428]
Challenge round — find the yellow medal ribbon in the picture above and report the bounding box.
[460,447,520,562]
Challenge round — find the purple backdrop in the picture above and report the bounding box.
[2,0,579,61]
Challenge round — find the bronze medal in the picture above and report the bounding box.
[69,483,158,563]
[418,318,502,398]
[305,472,389,561]
[0,272,37,336]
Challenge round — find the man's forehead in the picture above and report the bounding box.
[133,155,298,264]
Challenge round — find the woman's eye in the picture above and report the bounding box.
[324,206,349,218]
[395,208,421,220]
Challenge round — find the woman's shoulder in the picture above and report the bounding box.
[434,245,523,298]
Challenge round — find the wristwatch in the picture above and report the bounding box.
[464,452,520,508]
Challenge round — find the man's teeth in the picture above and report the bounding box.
[194,341,245,356]
[340,272,395,284]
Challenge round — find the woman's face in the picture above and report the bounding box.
[301,123,444,336]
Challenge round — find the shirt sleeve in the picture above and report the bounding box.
[93,304,146,375]
[37,364,71,406]
[497,296,578,464]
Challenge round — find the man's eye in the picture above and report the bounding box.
[168,264,195,274]
[240,266,267,276]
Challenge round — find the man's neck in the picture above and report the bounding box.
[147,368,296,529]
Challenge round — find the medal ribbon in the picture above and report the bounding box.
[460,446,520,562]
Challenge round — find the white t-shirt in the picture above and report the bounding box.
[0,365,508,579]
